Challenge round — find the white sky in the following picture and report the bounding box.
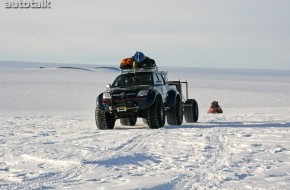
[1,0,290,70]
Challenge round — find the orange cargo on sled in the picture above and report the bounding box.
[120,58,133,69]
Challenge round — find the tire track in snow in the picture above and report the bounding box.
[82,130,162,166]
[1,125,161,190]
[1,164,88,190]
[0,117,92,190]
[110,132,160,153]
[172,130,231,190]
[197,133,230,189]
[77,130,163,186]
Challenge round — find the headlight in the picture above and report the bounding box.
[137,90,149,97]
[102,92,111,99]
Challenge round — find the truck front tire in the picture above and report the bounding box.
[95,108,115,129]
[147,98,165,129]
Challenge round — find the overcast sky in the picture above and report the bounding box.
[1,0,290,70]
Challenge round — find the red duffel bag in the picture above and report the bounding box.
[120,57,133,69]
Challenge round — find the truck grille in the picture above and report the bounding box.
[112,92,136,99]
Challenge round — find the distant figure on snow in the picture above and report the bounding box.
[208,100,223,114]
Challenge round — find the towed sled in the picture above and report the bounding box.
[208,101,223,114]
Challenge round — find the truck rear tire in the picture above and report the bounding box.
[167,98,183,125]
[120,117,137,126]
[95,108,115,129]
[184,99,199,123]
[147,98,165,129]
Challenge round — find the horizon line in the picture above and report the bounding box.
[0,59,289,72]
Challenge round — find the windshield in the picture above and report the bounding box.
[112,73,152,87]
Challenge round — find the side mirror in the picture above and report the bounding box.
[106,84,111,89]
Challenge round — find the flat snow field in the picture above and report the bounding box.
[1,62,290,190]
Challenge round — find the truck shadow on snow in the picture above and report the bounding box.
[82,153,161,166]
[113,122,290,130]
[114,125,149,130]
[165,122,290,129]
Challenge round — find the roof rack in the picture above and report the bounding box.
[121,67,159,74]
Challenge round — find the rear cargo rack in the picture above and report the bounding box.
[167,80,188,101]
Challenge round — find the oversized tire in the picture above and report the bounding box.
[146,98,165,129]
[95,108,115,129]
[167,97,183,125]
[184,99,199,123]
[120,117,137,126]
[142,118,148,124]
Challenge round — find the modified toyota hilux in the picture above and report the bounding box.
[95,68,198,129]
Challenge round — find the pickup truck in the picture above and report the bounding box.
[95,68,198,129]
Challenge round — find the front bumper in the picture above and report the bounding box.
[102,97,149,112]
[96,88,158,118]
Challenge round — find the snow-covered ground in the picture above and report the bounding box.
[0,62,290,190]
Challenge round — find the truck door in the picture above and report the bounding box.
[153,73,168,101]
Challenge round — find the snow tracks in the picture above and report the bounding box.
[1,114,290,189]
